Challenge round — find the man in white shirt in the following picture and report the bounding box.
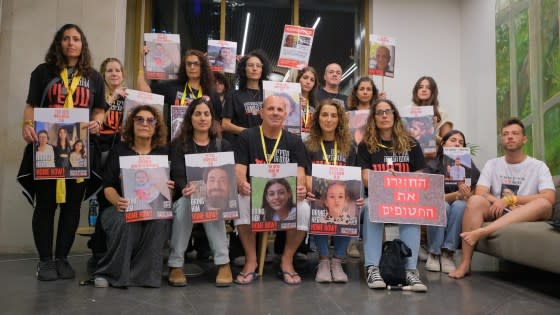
[449,158,466,181]
[449,118,556,279]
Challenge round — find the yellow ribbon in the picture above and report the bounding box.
[180,82,203,106]
[260,126,283,164]
[56,68,84,204]
[320,140,337,165]
[302,98,310,127]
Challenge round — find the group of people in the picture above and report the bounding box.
[35,127,87,168]
[21,24,556,294]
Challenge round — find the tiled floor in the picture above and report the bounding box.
[0,253,559,315]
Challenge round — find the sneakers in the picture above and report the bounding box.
[347,240,361,258]
[425,253,441,272]
[55,258,75,279]
[36,260,58,281]
[403,270,428,292]
[330,258,348,283]
[440,251,456,274]
[94,277,109,288]
[215,264,233,287]
[366,265,386,289]
[315,259,332,283]
[168,267,187,287]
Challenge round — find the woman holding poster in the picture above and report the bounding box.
[412,76,445,127]
[168,98,234,287]
[93,105,172,288]
[304,99,362,283]
[357,99,428,292]
[424,130,480,274]
[297,66,318,136]
[20,24,105,281]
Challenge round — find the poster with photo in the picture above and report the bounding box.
[144,33,181,80]
[263,80,301,137]
[278,25,315,70]
[443,147,472,186]
[368,171,446,226]
[348,109,370,148]
[250,163,298,232]
[34,108,90,180]
[122,89,165,128]
[120,155,173,223]
[368,34,396,78]
[185,152,239,223]
[170,106,188,140]
[401,106,437,154]
[208,40,237,74]
[309,164,361,236]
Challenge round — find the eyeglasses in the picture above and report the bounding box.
[133,116,157,126]
[374,109,394,116]
[246,63,263,69]
[186,61,201,67]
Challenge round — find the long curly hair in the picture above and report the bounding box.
[236,49,271,90]
[121,105,168,149]
[362,99,414,153]
[347,76,379,110]
[305,99,352,157]
[172,98,218,153]
[45,24,93,76]
[412,76,441,123]
[296,66,319,108]
[178,49,215,95]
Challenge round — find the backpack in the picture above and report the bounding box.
[379,239,412,287]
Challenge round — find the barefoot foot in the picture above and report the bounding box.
[460,228,485,247]
[448,263,470,279]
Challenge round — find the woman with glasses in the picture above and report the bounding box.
[221,49,271,142]
[357,99,428,292]
[93,105,172,288]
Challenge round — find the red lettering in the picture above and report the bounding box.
[378,204,437,220]
[393,191,419,202]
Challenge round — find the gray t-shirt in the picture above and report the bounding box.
[478,156,555,198]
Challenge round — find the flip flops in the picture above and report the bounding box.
[234,271,259,285]
[278,270,302,285]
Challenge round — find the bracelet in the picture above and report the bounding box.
[22,120,34,128]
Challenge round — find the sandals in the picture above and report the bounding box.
[277,270,302,285]
[234,271,259,285]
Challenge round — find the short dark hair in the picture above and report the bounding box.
[501,117,525,135]
[202,166,229,184]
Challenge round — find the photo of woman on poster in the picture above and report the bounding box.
[35,130,56,168]
[69,139,87,167]
[55,127,72,168]
[263,178,296,222]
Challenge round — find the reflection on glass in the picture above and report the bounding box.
[544,105,560,175]
[496,22,511,135]
[522,123,533,156]
[514,9,531,119]
[542,0,560,100]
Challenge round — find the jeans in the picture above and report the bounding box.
[362,199,420,270]
[168,197,230,267]
[427,200,466,255]
[314,235,351,258]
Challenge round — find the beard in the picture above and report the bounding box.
[206,191,229,209]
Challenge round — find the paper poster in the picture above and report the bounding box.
[120,155,173,223]
[263,80,301,137]
[250,163,298,231]
[348,109,370,148]
[122,89,165,127]
[278,25,315,70]
[401,106,437,154]
[34,108,90,179]
[208,40,237,74]
[309,164,362,236]
[368,171,446,226]
[368,34,396,78]
[144,33,181,80]
[170,106,188,140]
[185,152,239,222]
[443,147,472,186]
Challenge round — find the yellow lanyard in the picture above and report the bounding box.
[260,126,283,164]
[60,68,82,108]
[180,82,203,106]
[320,140,337,165]
[302,98,310,127]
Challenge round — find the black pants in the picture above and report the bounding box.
[32,179,86,260]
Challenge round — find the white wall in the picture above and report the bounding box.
[370,0,497,165]
[0,0,127,253]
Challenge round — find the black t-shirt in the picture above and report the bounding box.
[234,127,311,181]
[26,63,105,110]
[315,87,347,109]
[169,138,233,201]
[102,142,169,209]
[222,88,263,142]
[98,95,125,151]
[357,139,426,173]
[306,140,357,167]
